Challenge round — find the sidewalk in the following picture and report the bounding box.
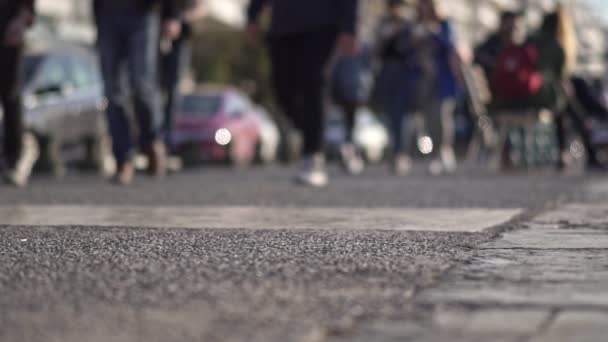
[343,204,608,342]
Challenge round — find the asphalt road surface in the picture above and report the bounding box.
[0,165,604,342]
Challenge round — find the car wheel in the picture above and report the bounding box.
[36,134,66,178]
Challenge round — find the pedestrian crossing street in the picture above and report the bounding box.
[0,206,521,233]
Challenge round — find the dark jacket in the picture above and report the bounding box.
[0,0,35,37]
[247,0,358,36]
[474,33,504,83]
[92,0,178,21]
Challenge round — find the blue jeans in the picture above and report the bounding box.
[379,61,416,154]
[96,8,161,163]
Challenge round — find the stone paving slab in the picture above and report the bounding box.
[535,204,608,226]
[0,206,521,233]
[417,248,608,308]
[341,204,608,342]
[488,226,608,249]
[530,311,608,342]
[334,309,549,342]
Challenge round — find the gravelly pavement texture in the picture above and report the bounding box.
[0,166,603,342]
[0,226,486,342]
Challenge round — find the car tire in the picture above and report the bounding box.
[36,134,66,178]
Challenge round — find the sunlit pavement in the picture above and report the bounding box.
[0,165,607,341]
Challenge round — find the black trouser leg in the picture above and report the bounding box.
[342,103,357,144]
[269,30,337,156]
[0,46,24,168]
[160,35,191,150]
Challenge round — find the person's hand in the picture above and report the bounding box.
[425,22,441,34]
[3,12,29,47]
[162,19,182,40]
[245,23,259,48]
[336,32,358,57]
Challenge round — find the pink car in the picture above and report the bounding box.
[172,87,261,165]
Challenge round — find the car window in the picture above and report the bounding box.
[22,55,44,85]
[68,54,98,90]
[33,55,70,92]
[181,95,222,115]
[224,93,249,117]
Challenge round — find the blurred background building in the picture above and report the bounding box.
[32,0,249,44]
[32,0,608,78]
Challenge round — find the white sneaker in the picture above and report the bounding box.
[392,153,413,176]
[340,144,365,175]
[429,159,444,176]
[3,133,40,187]
[295,153,329,188]
[440,146,457,174]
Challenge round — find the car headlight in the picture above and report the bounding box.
[215,128,232,146]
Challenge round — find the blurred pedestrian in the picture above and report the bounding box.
[413,0,462,175]
[246,0,359,188]
[331,44,372,175]
[160,0,203,158]
[1,0,38,187]
[530,6,578,169]
[93,0,181,185]
[373,0,417,176]
[474,11,523,86]
[526,6,574,111]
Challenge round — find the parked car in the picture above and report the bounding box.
[252,106,280,164]
[325,106,389,163]
[172,87,261,166]
[1,42,113,177]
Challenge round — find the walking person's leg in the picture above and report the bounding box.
[426,96,457,175]
[386,63,413,176]
[290,30,337,186]
[339,102,365,175]
[269,32,335,187]
[160,35,190,152]
[127,13,165,177]
[439,97,458,172]
[269,36,302,163]
[1,47,23,169]
[0,46,38,186]
[97,15,135,184]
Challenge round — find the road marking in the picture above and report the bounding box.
[0,206,521,233]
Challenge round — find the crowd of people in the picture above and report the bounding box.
[1,0,199,187]
[2,0,608,188]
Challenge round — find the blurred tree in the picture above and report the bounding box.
[190,18,274,109]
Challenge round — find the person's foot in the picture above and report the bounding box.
[112,161,135,186]
[294,153,329,188]
[440,146,457,174]
[144,141,167,178]
[167,155,184,173]
[340,143,364,175]
[429,159,444,176]
[392,153,412,176]
[3,133,40,187]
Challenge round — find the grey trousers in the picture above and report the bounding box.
[422,97,457,157]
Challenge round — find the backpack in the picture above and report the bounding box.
[492,43,544,99]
